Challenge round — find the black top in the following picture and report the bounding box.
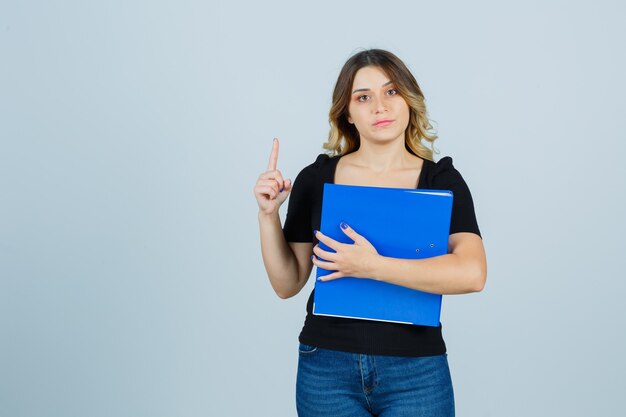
[282,153,481,357]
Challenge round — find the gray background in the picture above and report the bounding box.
[1,0,625,416]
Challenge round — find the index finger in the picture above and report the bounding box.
[267,138,279,171]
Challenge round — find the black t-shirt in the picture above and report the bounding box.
[282,153,481,357]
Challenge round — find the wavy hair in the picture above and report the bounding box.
[322,49,438,160]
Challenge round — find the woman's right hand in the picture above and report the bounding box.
[254,138,292,216]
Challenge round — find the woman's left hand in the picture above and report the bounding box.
[312,222,380,281]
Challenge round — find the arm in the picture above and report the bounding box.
[254,138,314,299]
[313,227,486,295]
[369,232,487,295]
[258,212,313,299]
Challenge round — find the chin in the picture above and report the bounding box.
[372,133,404,143]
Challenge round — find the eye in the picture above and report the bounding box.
[357,94,370,102]
[387,88,398,96]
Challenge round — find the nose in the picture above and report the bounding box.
[373,96,387,113]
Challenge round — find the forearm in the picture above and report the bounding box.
[370,253,486,295]
[258,211,301,298]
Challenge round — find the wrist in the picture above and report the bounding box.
[258,210,280,222]
[368,254,386,281]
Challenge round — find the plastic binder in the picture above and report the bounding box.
[313,183,453,327]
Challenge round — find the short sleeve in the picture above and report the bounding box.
[282,166,314,243]
[431,157,482,238]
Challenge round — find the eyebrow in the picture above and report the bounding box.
[352,80,393,94]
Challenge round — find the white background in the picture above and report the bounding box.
[1,1,625,416]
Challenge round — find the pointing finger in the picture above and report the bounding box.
[267,138,279,171]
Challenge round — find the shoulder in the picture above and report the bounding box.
[313,153,336,168]
[422,156,466,188]
[299,153,336,175]
[292,153,335,185]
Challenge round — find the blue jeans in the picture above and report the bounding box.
[296,343,455,417]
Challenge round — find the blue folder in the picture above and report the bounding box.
[314,183,453,327]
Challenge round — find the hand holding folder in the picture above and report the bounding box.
[314,184,454,327]
[313,224,380,282]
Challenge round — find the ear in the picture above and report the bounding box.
[347,115,353,124]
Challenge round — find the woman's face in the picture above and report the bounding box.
[347,66,410,145]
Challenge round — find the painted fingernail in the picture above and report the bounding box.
[314,230,318,236]
[279,187,284,193]
[340,222,348,230]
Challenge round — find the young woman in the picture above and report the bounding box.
[254,49,487,417]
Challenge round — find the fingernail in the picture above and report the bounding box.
[279,187,284,192]
[310,255,314,260]
[340,222,348,230]
[314,230,318,236]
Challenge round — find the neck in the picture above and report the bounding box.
[350,138,415,172]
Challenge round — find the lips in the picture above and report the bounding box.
[373,119,394,127]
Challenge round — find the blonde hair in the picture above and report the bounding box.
[322,49,438,160]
